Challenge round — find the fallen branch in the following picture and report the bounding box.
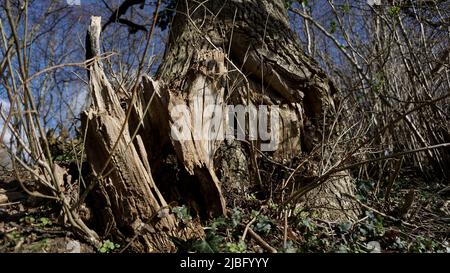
[246,227,277,253]
[241,217,257,242]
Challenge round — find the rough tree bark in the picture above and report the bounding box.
[81,0,357,252]
[151,0,357,218]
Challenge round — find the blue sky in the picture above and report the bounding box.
[0,0,380,138]
[1,0,168,136]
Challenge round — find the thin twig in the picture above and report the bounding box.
[0,201,20,207]
[342,193,417,228]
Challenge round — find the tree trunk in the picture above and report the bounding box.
[152,0,355,216]
[82,0,357,252]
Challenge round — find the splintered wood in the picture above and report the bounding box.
[82,16,205,252]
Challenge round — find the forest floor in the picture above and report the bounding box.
[0,169,94,253]
[0,166,449,253]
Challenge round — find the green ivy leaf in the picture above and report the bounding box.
[338,221,352,234]
[192,233,223,253]
[172,205,192,224]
